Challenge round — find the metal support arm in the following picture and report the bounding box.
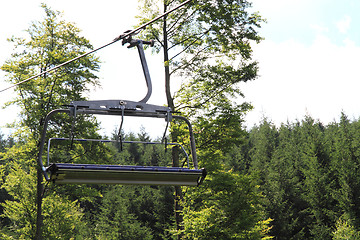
[122,38,154,103]
[38,109,70,181]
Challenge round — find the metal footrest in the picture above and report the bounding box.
[46,163,206,186]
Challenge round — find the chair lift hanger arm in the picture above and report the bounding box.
[38,108,70,181]
[123,38,154,103]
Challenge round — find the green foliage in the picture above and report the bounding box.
[139,0,266,239]
[1,161,37,239]
[328,113,360,227]
[193,101,252,153]
[333,214,360,240]
[91,132,178,239]
[0,140,85,239]
[261,122,308,239]
[180,170,272,239]
[241,114,360,239]
[1,3,100,138]
[171,108,273,239]
[95,186,153,240]
[137,0,264,114]
[0,4,103,239]
[138,0,264,57]
[248,119,279,185]
[41,194,84,240]
[0,131,14,154]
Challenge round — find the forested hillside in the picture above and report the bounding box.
[225,113,360,239]
[2,114,360,239]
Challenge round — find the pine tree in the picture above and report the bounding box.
[262,122,309,239]
[298,117,335,239]
[329,113,360,232]
[248,119,278,185]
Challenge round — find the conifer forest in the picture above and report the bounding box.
[1,1,359,239]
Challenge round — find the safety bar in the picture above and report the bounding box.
[46,137,190,168]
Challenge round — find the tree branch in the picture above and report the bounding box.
[169,46,210,76]
[176,81,237,111]
[168,28,209,54]
[152,31,164,49]
[167,8,197,37]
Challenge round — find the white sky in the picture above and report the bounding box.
[1,0,360,137]
[246,0,360,127]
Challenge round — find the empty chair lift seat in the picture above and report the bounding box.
[46,163,206,186]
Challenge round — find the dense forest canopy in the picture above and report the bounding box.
[2,111,360,239]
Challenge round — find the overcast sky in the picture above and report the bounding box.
[1,0,360,137]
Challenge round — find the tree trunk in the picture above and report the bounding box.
[35,168,44,240]
[163,2,183,238]
[172,137,184,236]
[163,12,174,109]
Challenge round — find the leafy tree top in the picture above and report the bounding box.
[1,4,100,138]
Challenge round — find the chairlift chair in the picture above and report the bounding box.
[37,35,206,186]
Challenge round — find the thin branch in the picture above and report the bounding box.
[177,81,237,111]
[167,8,197,36]
[168,28,209,53]
[152,31,164,48]
[169,46,210,76]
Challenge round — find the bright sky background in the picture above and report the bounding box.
[247,0,360,127]
[1,0,360,138]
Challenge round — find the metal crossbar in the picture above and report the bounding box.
[46,137,190,168]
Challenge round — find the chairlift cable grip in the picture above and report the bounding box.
[0,0,193,93]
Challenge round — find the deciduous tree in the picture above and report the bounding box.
[1,4,101,239]
[136,0,265,235]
